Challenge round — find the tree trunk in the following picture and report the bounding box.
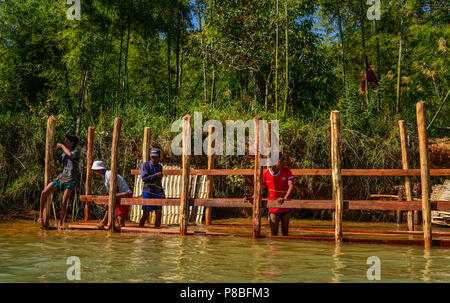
[275,0,279,116]
[117,22,124,97]
[167,30,172,116]
[196,0,207,102]
[396,16,403,114]
[283,0,289,116]
[335,0,346,97]
[359,0,369,107]
[264,70,272,110]
[175,17,180,96]
[210,66,216,107]
[75,69,88,137]
[374,19,381,111]
[122,18,131,103]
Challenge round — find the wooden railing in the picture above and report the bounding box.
[77,101,449,248]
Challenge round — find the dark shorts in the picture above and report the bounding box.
[52,179,74,191]
[142,192,163,212]
[269,209,293,219]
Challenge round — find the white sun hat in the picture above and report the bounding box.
[91,160,107,170]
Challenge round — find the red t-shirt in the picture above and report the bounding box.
[262,167,294,214]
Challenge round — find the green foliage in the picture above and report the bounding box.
[0,0,447,221]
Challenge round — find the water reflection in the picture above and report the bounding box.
[331,243,345,283]
[421,249,432,282]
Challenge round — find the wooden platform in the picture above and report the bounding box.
[66,221,450,248]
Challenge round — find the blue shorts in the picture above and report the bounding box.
[52,179,74,191]
[268,209,293,218]
[142,191,163,212]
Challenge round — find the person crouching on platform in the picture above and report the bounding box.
[244,153,295,236]
[91,161,132,228]
[139,148,165,228]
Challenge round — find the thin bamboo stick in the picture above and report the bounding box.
[331,111,343,243]
[398,120,414,231]
[416,101,432,249]
[84,126,94,221]
[108,117,122,232]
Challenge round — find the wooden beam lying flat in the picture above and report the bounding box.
[131,168,450,176]
[80,195,450,211]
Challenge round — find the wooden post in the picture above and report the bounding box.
[416,101,432,249]
[84,126,95,221]
[43,116,56,229]
[205,125,214,225]
[252,116,263,239]
[398,120,414,231]
[108,117,122,232]
[331,111,343,243]
[180,115,191,235]
[142,127,151,163]
[266,121,272,171]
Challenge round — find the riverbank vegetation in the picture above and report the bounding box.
[0,0,448,221]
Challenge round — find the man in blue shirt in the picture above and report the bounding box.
[139,148,165,227]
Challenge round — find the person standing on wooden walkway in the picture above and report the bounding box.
[139,148,165,227]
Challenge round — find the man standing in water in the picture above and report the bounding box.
[38,134,80,230]
[245,153,295,236]
[139,148,165,227]
[91,160,132,228]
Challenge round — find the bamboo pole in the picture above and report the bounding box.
[266,121,272,171]
[84,126,95,221]
[43,116,56,229]
[142,127,151,224]
[398,120,414,231]
[108,117,122,232]
[416,101,432,249]
[331,111,343,243]
[205,125,214,225]
[180,115,191,235]
[252,116,263,238]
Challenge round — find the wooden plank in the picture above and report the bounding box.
[204,125,214,225]
[108,117,122,232]
[331,111,343,243]
[80,195,450,211]
[179,115,191,236]
[84,126,94,221]
[252,116,263,238]
[43,116,56,230]
[417,101,432,249]
[398,120,414,231]
[131,168,450,176]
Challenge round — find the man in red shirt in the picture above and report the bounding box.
[245,153,295,236]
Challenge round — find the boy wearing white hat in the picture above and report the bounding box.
[91,160,132,228]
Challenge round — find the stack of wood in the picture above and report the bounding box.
[431,180,450,226]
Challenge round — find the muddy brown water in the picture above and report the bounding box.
[0,219,449,282]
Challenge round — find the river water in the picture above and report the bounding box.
[0,219,449,282]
